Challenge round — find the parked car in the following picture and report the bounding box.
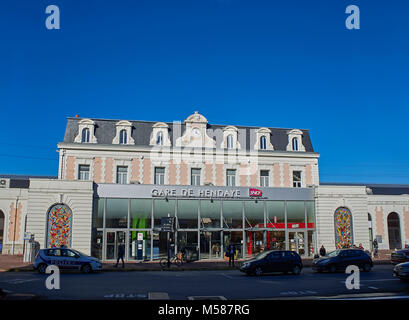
[239,250,302,276]
[393,262,409,281]
[312,249,373,273]
[391,249,409,265]
[34,248,102,274]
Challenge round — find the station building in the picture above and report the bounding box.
[0,112,408,260]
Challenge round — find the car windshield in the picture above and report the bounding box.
[327,250,341,257]
[253,251,272,260]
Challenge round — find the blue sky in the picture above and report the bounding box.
[0,0,408,183]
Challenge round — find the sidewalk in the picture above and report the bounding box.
[1,255,392,272]
[0,255,31,272]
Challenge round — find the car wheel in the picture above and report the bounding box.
[329,265,336,273]
[38,263,48,274]
[363,263,372,272]
[255,267,263,276]
[81,264,92,274]
[292,265,301,275]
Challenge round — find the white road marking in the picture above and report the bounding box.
[220,273,234,279]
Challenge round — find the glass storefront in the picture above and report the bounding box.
[91,197,316,261]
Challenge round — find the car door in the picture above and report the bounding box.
[338,250,354,270]
[47,249,64,269]
[265,251,283,272]
[62,249,82,270]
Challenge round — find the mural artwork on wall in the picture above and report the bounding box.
[334,207,353,249]
[47,204,72,248]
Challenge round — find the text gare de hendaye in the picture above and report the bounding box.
[151,188,241,198]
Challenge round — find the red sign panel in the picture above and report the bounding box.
[249,188,262,197]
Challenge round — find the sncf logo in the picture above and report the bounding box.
[249,188,262,197]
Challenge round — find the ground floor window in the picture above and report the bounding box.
[91,198,316,261]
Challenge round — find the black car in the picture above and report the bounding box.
[393,262,409,281]
[239,250,303,276]
[312,249,373,273]
[391,249,409,265]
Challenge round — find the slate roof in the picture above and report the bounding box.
[62,117,316,153]
[320,182,409,195]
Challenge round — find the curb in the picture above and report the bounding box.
[5,260,392,272]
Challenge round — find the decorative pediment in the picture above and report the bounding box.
[175,111,215,148]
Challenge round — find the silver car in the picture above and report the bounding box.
[393,262,409,281]
[34,248,102,274]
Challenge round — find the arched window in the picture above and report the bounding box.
[387,212,402,249]
[156,132,163,146]
[119,129,127,144]
[226,134,234,149]
[260,136,267,150]
[46,204,72,248]
[334,207,353,249]
[292,137,299,151]
[81,128,90,143]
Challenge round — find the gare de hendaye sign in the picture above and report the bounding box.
[151,187,243,198]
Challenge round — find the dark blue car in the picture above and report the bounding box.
[312,249,373,273]
[240,250,303,276]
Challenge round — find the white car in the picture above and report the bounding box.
[34,248,102,274]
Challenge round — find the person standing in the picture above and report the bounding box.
[115,242,125,268]
[319,245,326,257]
[227,243,236,267]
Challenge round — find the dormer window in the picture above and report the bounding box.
[156,132,164,146]
[292,137,299,151]
[119,129,127,144]
[220,126,241,149]
[260,136,267,150]
[254,128,273,150]
[150,122,171,147]
[113,120,134,145]
[226,134,234,149]
[286,129,305,152]
[81,128,90,143]
[74,118,97,143]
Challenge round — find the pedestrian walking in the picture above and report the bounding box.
[358,243,364,250]
[372,238,378,258]
[227,243,236,267]
[319,245,326,257]
[115,242,125,268]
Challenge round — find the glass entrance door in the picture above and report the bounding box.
[288,231,305,255]
[106,231,127,260]
[245,231,264,257]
